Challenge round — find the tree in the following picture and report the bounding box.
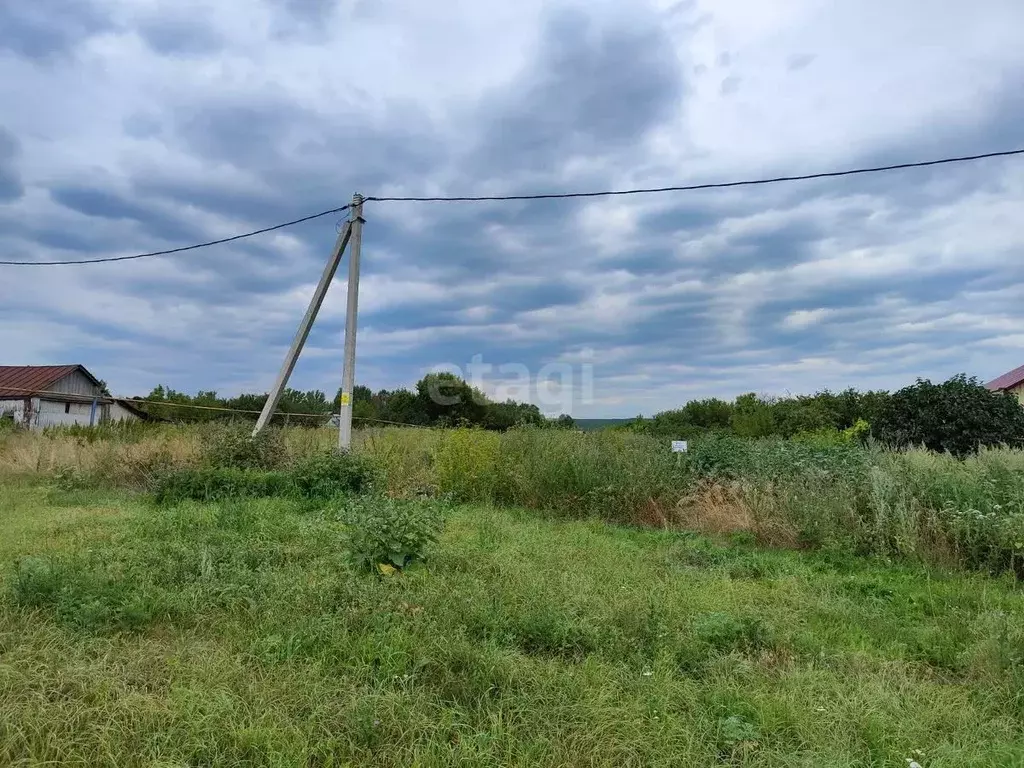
[415,373,489,426]
[731,393,777,438]
[554,414,577,430]
[483,400,545,431]
[873,374,1024,457]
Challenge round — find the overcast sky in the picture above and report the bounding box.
[1,0,1023,416]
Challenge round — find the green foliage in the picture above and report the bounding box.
[5,481,1024,765]
[731,393,778,438]
[553,414,577,430]
[200,423,286,470]
[485,428,688,525]
[791,419,870,447]
[53,465,96,492]
[639,398,735,438]
[47,419,161,443]
[289,451,378,499]
[11,555,178,633]
[693,612,772,653]
[433,428,500,501]
[482,400,545,431]
[626,387,890,440]
[136,384,334,425]
[0,408,19,436]
[339,495,446,571]
[153,451,377,505]
[152,467,294,504]
[416,372,490,427]
[874,374,1024,457]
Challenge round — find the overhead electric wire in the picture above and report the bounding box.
[0,204,352,266]
[2,147,1023,266]
[366,148,1024,202]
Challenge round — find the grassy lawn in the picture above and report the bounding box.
[1,480,1023,766]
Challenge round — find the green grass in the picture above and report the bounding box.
[2,481,1023,766]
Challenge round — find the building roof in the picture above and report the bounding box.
[986,364,1024,392]
[0,365,101,399]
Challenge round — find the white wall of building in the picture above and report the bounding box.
[33,398,95,429]
[107,401,140,423]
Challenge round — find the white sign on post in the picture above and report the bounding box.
[671,440,688,453]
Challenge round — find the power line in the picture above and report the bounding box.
[0,204,352,266]
[365,148,1024,203]
[2,147,1023,267]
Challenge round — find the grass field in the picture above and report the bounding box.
[2,475,1024,767]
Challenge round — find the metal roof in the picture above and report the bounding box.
[0,365,96,399]
[986,364,1024,392]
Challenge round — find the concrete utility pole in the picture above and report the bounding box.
[252,217,353,437]
[337,193,364,451]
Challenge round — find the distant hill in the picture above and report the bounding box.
[573,418,634,432]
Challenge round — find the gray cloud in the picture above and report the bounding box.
[787,53,815,71]
[470,9,684,179]
[0,1,113,61]
[0,127,23,202]
[137,17,224,56]
[719,75,741,96]
[49,185,203,244]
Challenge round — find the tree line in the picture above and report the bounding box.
[132,373,577,431]
[625,374,1024,457]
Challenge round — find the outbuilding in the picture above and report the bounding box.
[0,364,145,430]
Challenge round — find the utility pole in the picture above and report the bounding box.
[337,193,364,451]
[252,216,353,437]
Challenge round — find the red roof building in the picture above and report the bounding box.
[0,364,144,429]
[986,364,1024,405]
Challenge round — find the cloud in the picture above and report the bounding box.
[0,1,114,61]
[0,127,23,201]
[780,309,832,331]
[1,0,1024,416]
[136,15,223,56]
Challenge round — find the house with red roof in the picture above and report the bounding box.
[0,364,145,430]
[985,364,1024,406]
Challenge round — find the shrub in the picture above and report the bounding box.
[874,374,1024,457]
[339,495,446,572]
[290,451,378,499]
[200,423,286,470]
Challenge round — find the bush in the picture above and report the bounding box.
[200,423,286,470]
[290,451,378,499]
[339,495,446,572]
[874,374,1024,457]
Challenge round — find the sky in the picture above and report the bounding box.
[1,0,1023,417]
